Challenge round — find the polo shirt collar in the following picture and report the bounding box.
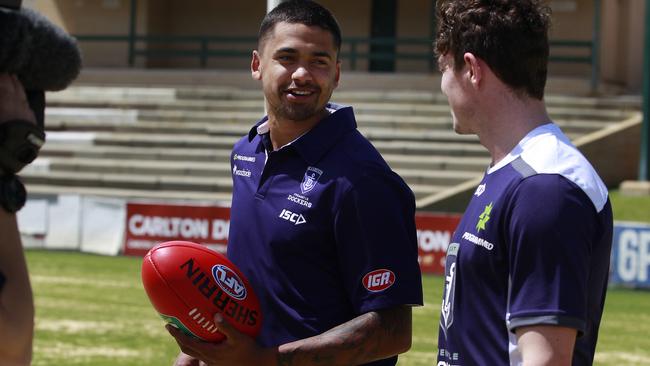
[247,103,358,165]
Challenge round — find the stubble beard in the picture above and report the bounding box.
[273,86,332,122]
[274,102,319,122]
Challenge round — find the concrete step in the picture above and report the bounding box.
[43,130,487,156]
[45,120,478,143]
[47,96,266,113]
[45,119,251,136]
[26,181,441,202]
[39,144,489,173]
[547,106,634,121]
[374,140,489,157]
[45,96,639,123]
[30,157,231,177]
[406,184,449,198]
[175,88,441,104]
[47,85,636,119]
[43,112,619,139]
[395,168,481,186]
[131,109,460,124]
[358,127,478,143]
[21,170,233,192]
[26,183,234,203]
[40,144,233,162]
[35,85,639,207]
[90,132,239,149]
[22,172,444,200]
[544,94,641,110]
[51,86,642,109]
[44,105,632,136]
[45,108,454,129]
[383,154,489,171]
[29,156,481,186]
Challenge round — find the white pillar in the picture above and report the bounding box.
[264,0,285,115]
[267,0,283,12]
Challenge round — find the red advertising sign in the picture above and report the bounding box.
[415,212,462,274]
[124,203,231,256]
[124,203,461,274]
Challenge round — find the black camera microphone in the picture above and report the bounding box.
[0,1,82,91]
[0,0,82,212]
[0,0,19,10]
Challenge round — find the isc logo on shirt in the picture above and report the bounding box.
[278,209,306,225]
[363,269,395,292]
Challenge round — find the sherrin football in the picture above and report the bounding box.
[141,241,262,342]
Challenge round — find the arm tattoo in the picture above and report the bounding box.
[276,306,411,366]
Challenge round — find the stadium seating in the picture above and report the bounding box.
[22,85,641,211]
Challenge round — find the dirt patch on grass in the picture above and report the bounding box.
[595,351,650,365]
[34,342,144,361]
[31,275,140,289]
[37,319,124,333]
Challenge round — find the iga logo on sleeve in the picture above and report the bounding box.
[362,269,395,292]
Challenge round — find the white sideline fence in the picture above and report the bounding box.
[18,195,126,256]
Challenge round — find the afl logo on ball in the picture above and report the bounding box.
[363,269,395,292]
[212,264,247,300]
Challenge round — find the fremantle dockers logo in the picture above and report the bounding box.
[440,243,459,335]
[301,166,323,194]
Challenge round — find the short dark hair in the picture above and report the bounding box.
[435,0,551,100]
[258,0,342,55]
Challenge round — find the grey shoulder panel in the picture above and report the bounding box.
[511,156,537,178]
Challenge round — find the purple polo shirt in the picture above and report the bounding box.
[437,123,613,366]
[227,103,423,366]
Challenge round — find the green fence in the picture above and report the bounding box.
[74,34,599,88]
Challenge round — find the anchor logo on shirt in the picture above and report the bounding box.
[440,243,459,334]
[301,166,323,194]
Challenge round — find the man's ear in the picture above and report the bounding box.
[251,50,262,81]
[463,52,482,89]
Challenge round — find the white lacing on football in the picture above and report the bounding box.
[188,307,218,333]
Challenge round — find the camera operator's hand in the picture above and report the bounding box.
[0,73,44,179]
[0,74,36,125]
[0,74,43,213]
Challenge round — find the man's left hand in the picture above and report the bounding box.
[166,313,275,366]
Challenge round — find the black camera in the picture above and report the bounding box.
[0,0,21,10]
[0,0,48,212]
[0,0,81,212]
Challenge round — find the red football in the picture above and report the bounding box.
[141,241,262,342]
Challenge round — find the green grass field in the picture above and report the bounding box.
[25,249,650,366]
[610,190,650,223]
[24,190,650,364]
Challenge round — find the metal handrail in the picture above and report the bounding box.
[73,34,597,74]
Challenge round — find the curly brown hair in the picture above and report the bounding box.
[435,0,551,100]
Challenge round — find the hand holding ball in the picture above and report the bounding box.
[141,241,262,342]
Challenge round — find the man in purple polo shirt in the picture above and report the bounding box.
[434,1,613,365]
[167,1,423,365]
